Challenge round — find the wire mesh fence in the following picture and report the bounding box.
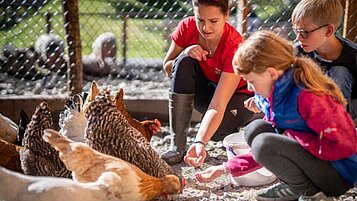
[0,0,356,97]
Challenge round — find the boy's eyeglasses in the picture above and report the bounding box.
[292,24,329,39]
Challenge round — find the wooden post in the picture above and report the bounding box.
[45,12,52,34]
[121,16,128,66]
[62,0,83,95]
[342,0,357,42]
[236,0,248,34]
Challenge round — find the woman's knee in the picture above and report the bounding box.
[244,119,274,146]
[171,54,201,93]
[172,54,198,78]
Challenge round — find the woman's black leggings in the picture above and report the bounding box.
[170,54,255,140]
[245,119,349,196]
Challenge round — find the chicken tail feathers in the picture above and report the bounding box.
[83,81,100,113]
[113,88,125,111]
[42,129,72,154]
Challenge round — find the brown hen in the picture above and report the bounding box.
[84,80,161,142]
[43,129,184,201]
[113,88,161,142]
[0,138,23,173]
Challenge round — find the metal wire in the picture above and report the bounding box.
[0,0,355,96]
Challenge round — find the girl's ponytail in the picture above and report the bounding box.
[293,57,347,106]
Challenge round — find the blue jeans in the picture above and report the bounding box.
[328,66,356,119]
[327,66,353,99]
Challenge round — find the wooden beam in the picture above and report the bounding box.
[342,0,357,42]
[0,97,202,130]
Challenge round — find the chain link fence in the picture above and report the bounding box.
[0,0,356,97]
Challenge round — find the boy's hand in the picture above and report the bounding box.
[244,97,261,113]
[194,164,227,183]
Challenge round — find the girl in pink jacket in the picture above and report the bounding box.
[194,30,357,201]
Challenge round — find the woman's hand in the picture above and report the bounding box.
[184,143,207,167]
[195,163,227,183]
[244,97,261,113]
[163,60,173,78]
[184,45,209,61]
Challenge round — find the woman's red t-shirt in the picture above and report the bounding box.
[171,16,250,94]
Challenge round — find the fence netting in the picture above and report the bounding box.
[0,0,356,97]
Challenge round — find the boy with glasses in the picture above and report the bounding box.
[292,0,357,122]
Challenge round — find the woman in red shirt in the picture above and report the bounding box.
[162,0,255,165]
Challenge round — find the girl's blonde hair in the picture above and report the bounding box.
[291,0,342,30]
[233,30,346,106]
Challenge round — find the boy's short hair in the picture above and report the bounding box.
[291,0,343,30]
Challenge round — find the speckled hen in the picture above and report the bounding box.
[19,101,71,178]
[84,91,175,178]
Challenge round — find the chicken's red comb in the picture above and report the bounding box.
[154,118,161,128]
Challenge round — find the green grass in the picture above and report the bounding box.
[256,5,280,21]
[0,0,168,59]
[0,0,294,59]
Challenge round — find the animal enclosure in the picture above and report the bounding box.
[1,0,356,96]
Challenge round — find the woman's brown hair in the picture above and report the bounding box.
[192,0,229,14]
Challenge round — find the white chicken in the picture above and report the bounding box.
[58,80,100,143]
[0,166,123,201]
[58,94,87,142]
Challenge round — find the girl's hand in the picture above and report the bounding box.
[244,97,261,113]
[195,164,227,183]
[184,45,209,61]
[184,143,207,167]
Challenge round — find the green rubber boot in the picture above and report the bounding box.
[161,92,194,165]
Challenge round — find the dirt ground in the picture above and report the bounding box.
[1,67,356,200]
[151,124,357,201]
[152,124,270,201]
